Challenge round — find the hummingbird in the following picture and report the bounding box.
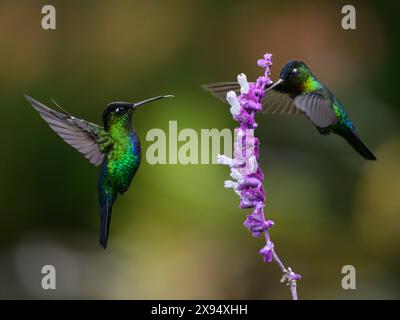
[203,60,377,160]
[25,94,173,248]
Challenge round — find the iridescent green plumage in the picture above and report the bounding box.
[26,95,172,249]
[103,110,141,193]
[98,106,142,248]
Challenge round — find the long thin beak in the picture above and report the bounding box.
[131,95,174,109]
[265,79,284,92]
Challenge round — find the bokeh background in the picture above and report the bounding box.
[0,0,399,299]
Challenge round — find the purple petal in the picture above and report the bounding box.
[259,241,274,263]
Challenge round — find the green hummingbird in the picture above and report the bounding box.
[203,60,377,160]
[25,94,173,248]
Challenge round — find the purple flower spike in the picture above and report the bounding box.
[217,52,300,300]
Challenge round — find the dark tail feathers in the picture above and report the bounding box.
[340,128,377,161]
[99,196,114,249]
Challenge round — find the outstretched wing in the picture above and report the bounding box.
[293,90,337,128]
[25,95,111,166]
[262,90,302,116]
[202,81,301,115]
[201,82,241,103]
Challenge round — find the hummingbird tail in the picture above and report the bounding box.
[99,194,116,249]
[340,128,377,161]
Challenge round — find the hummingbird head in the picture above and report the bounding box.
[102,102,135,130]
[102,95,173,130]
[279,61,309,81]
[266,60,313,95]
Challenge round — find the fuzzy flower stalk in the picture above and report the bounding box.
[217,53,301,300]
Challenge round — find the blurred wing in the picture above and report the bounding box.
[201,82,241,103]
[203,81,302,116]
[262,90,303,116]
[25,95,109,166]
[293,90,337,128]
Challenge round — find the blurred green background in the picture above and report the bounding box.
[0,0,399,299]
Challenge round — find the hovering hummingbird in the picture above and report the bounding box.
[203,60,377,160]
[25,94,173,248]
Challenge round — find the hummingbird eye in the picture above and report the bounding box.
[290,68,298,76]
[115,107,125,114]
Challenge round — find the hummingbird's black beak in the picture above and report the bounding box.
[130,95,174,109]
[265,79,284,92]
